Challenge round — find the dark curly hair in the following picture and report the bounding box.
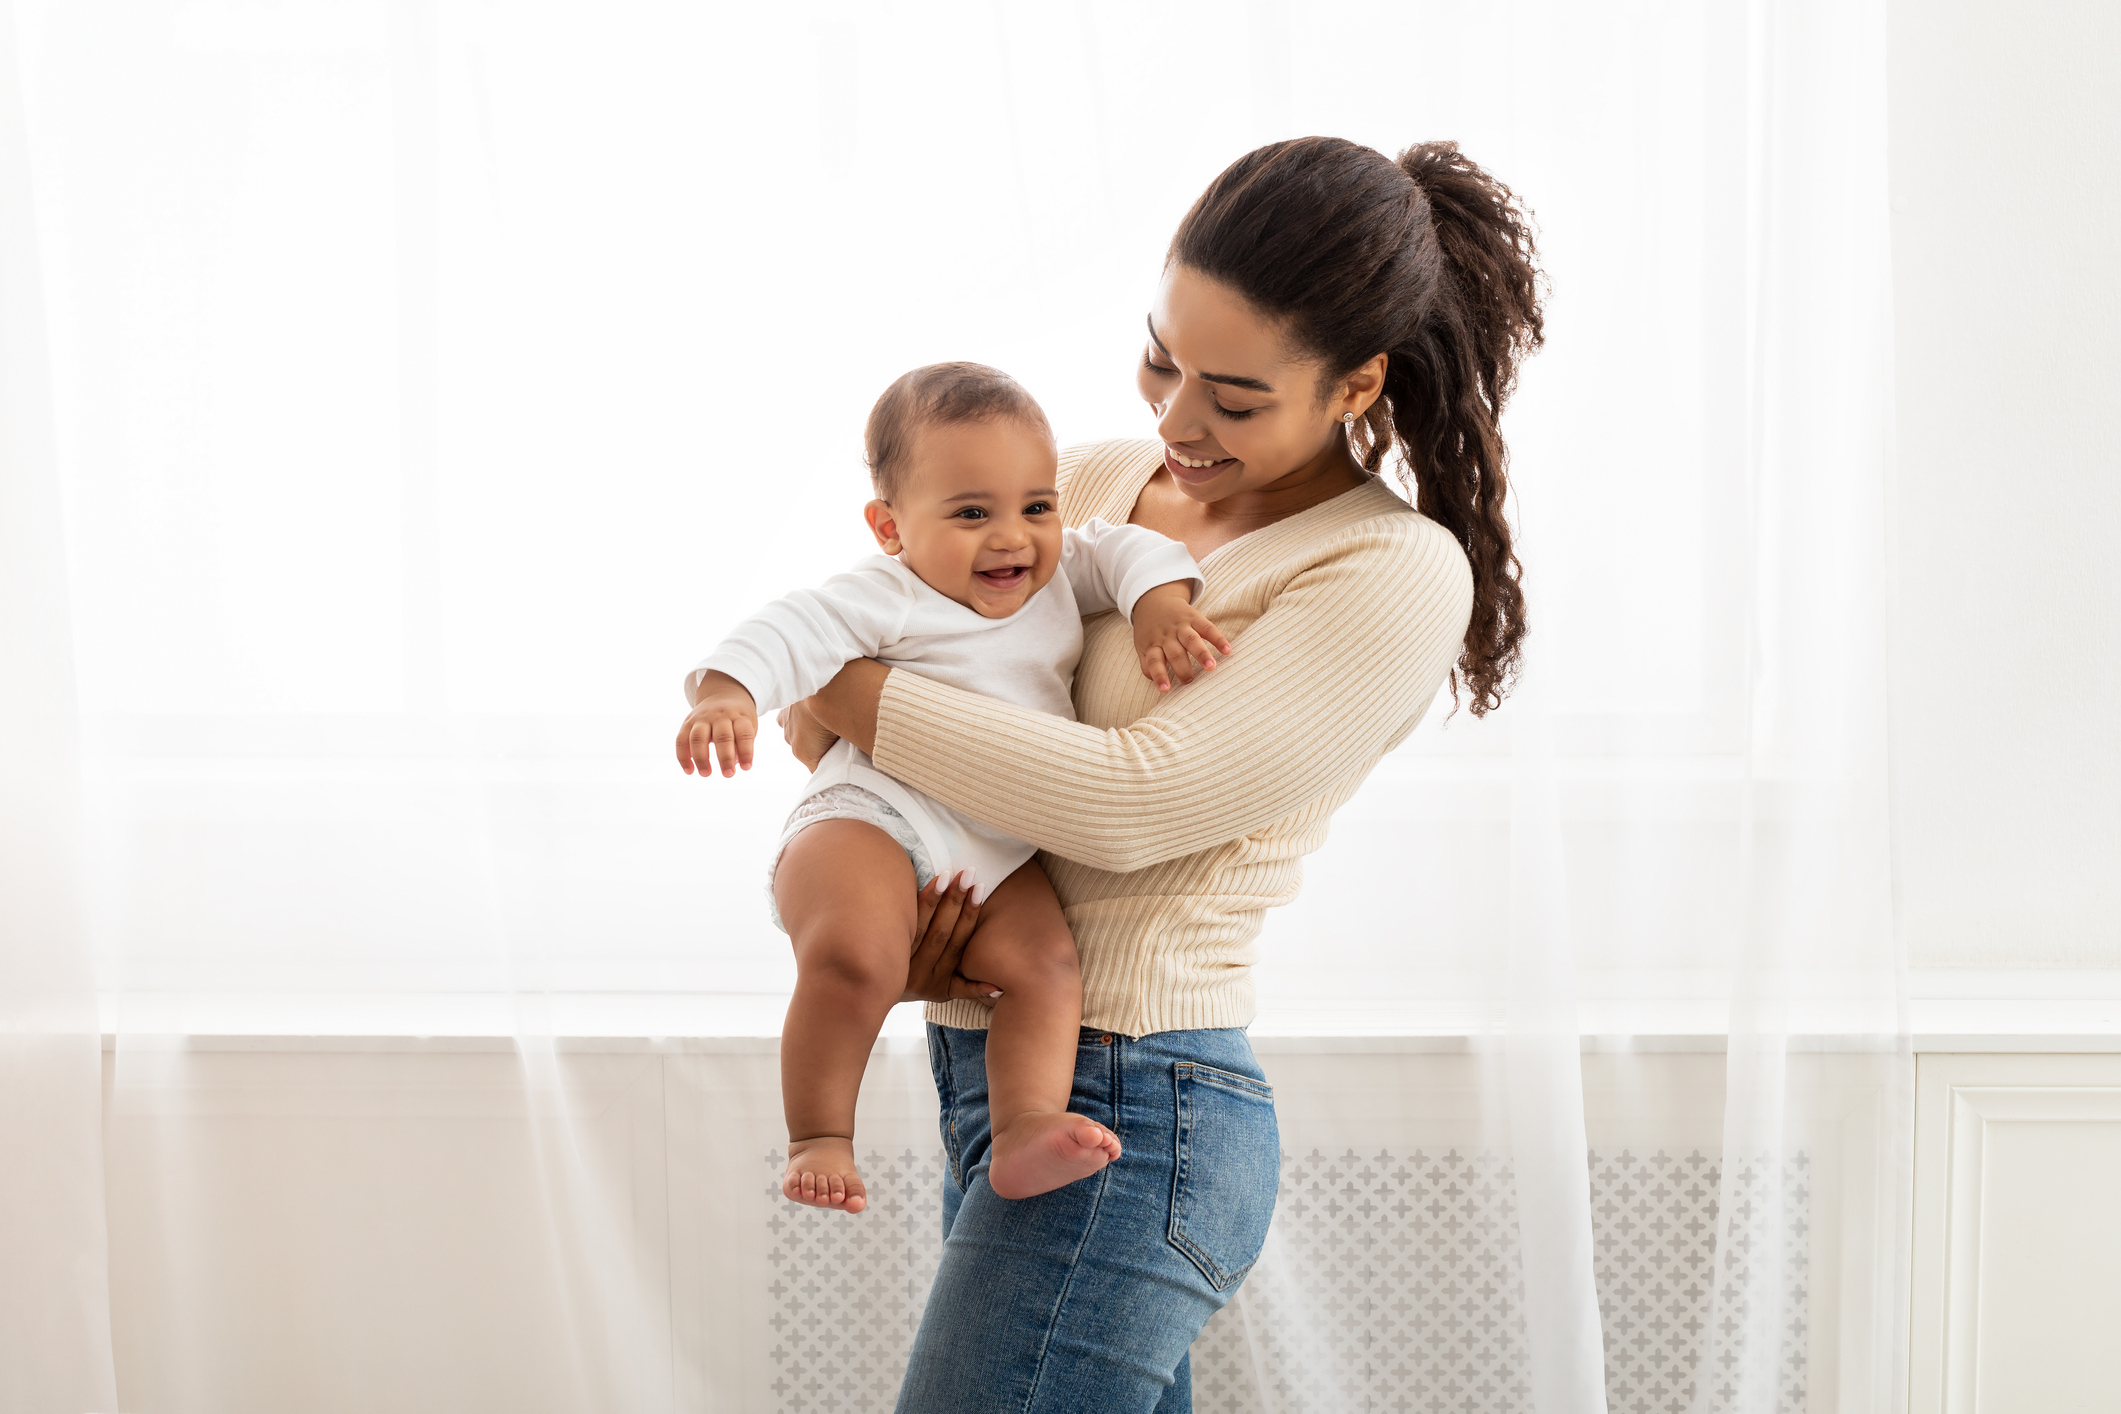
[1170,138,1544,715]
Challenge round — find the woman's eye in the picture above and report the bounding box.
[1142,349,1252,417]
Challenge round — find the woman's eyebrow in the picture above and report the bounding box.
[1146,315,1276,394]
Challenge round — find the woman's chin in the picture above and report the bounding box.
[1172,467,1246,502]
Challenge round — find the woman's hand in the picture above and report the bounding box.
[776,699,841,772]
[808,658,890,757]
[901,872,1002,1005]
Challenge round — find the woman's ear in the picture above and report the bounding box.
[1337,352,1388,422]
[864,499,903,555]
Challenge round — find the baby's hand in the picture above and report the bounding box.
[676,670,758,778]
[1132,582,1234,693]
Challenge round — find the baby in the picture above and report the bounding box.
[677,363,1230,1212]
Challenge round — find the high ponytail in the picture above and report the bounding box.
[1169,137,1544,715]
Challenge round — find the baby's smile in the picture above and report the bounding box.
[974,563,1033,590]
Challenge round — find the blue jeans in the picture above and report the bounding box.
[895,1024,1281,1413]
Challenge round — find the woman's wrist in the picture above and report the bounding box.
[812,658,889,756]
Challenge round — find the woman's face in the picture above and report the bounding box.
[1136,265,1364,504]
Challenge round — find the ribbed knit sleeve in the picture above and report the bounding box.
[872,513,1474,874]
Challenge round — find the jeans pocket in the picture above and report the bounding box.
[1167,1060,1279,1292]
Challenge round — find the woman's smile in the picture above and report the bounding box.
[1163,444,1238,483]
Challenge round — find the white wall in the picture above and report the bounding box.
[1889,0,2121,974]
[1910,1052,2121,1414]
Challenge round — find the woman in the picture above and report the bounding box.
[789,136,1542,1413]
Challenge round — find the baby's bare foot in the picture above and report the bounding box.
[783,1137,867,1213]
[988,1112,1122,1201]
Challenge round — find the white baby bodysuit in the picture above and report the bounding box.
[688,519,1202,901]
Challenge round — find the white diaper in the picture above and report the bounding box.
[767,783,942,933]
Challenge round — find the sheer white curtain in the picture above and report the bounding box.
[2,5,118,1406]
[3,1,1905,1410]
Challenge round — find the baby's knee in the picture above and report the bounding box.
[794,928,906,998]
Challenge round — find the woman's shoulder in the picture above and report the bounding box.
[1255,483,1475,645]
[1058,439,1161,521]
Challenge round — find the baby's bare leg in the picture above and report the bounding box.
[961,860,1123,1200]
[773,819,919,1214]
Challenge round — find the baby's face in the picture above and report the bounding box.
[865,417,1063,619]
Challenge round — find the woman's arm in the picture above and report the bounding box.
[806,658,887,757]
[812,519,1473,873]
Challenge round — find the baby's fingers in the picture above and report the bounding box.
[1193,615,1235,656]
[1179,626,1219,674]
[711,719,739,776]
[1140,646,1173,693]
[1163,635,1198,684]
[735,716,757,770]
[685,720,717,777]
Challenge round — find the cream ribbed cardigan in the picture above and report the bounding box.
[878,439,1475,1037]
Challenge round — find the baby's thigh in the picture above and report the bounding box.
[960,860,1079,990]
[775,820,920,979]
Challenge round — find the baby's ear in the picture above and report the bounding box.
[863,499,903,555]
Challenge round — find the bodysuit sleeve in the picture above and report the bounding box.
[684,559,917,712]
[1059,519,1205,621]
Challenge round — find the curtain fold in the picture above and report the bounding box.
[0,2,118,1403]
[1,1,1906,1409]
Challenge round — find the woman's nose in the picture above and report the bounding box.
[1154,394,1206,446]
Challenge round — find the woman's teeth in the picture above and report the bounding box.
[1172,451,1227,469]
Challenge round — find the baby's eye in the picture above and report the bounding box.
[953,507,987,521]
[1024,500,1054,516]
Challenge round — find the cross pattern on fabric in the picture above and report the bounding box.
[1191,1148,1532,1412]
[761,1148,946,1412]
[1668,1151,1811,1414]
[757,1145,1809,1413]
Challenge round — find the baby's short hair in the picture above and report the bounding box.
[864,362,1053,502]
